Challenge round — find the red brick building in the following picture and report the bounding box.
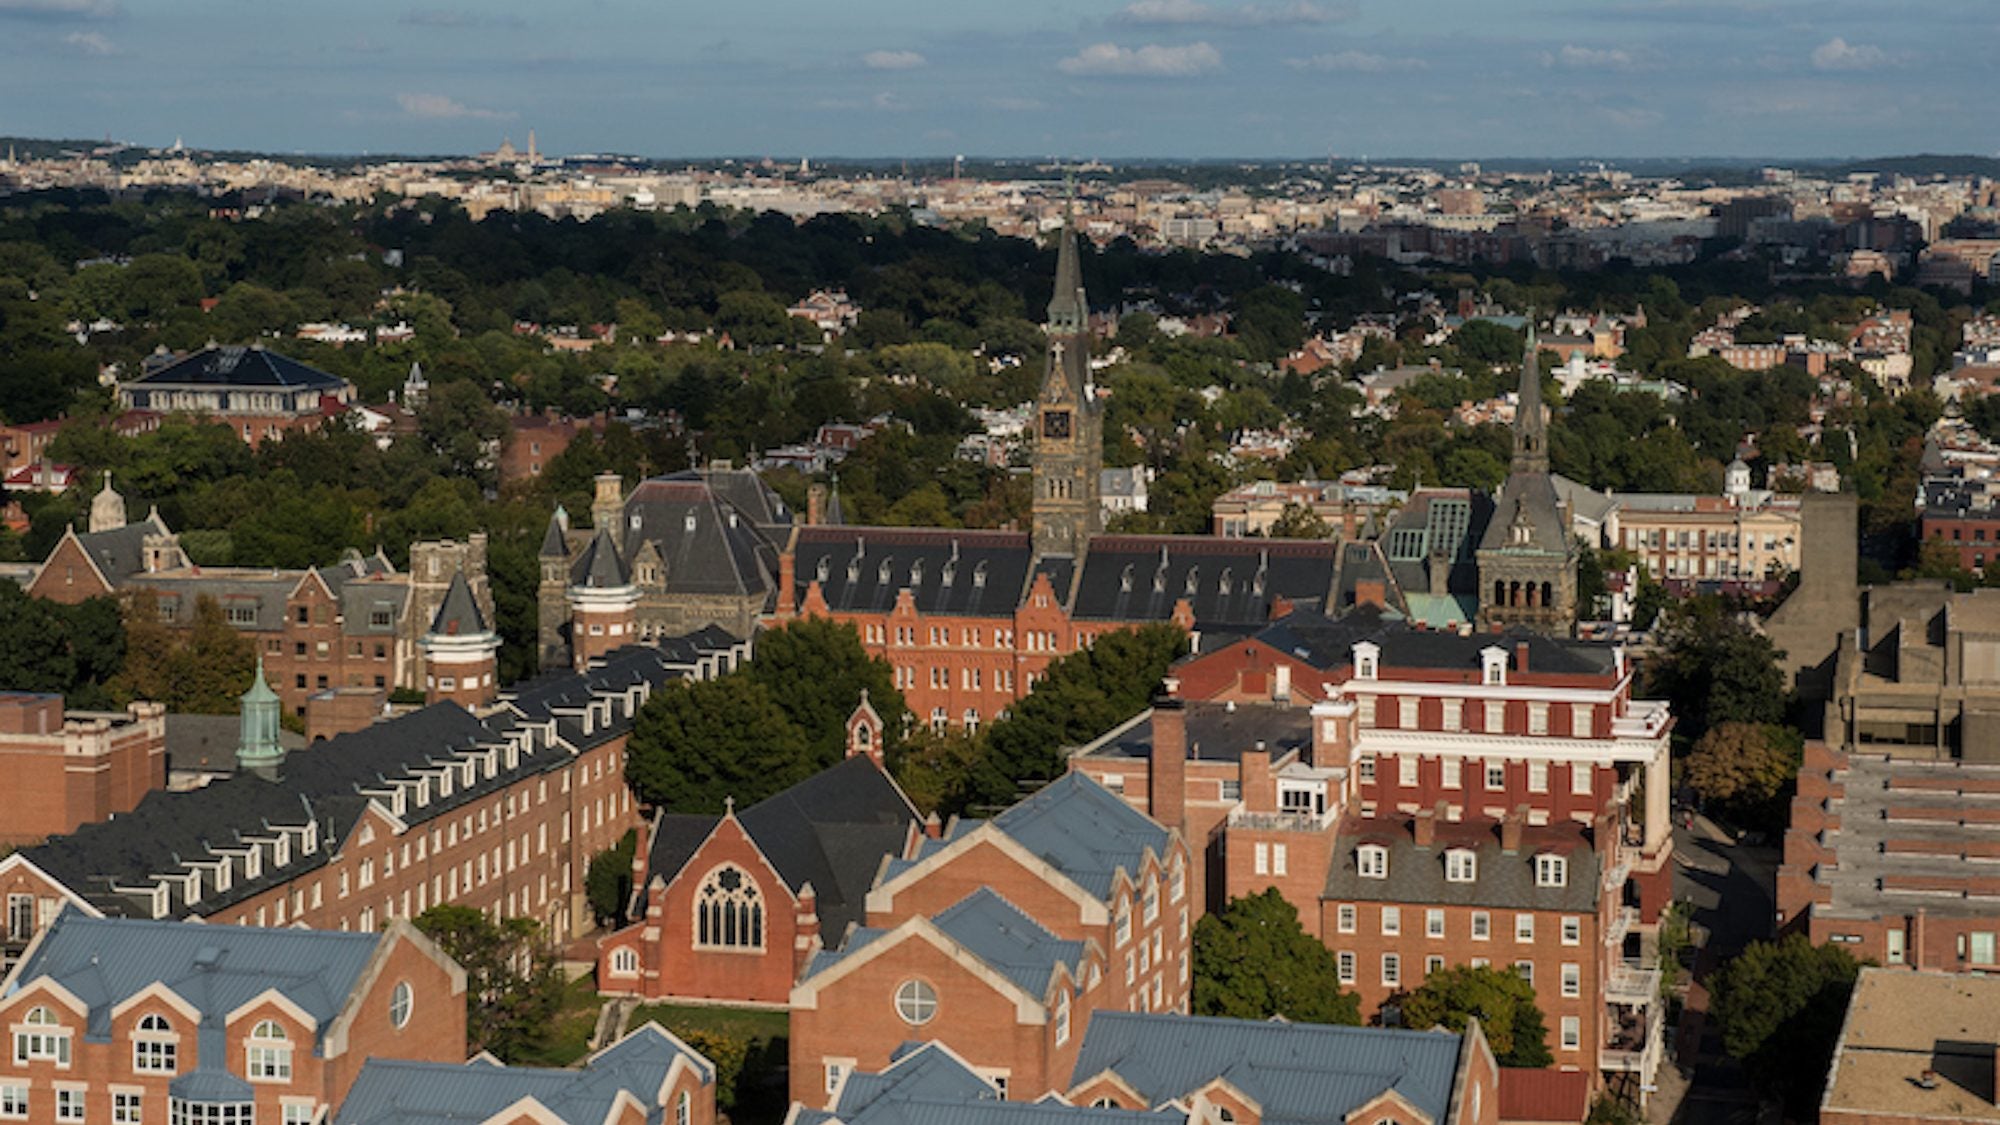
[499,412,607,486]
[788,772,1191,1107]
[0,910,465,1125]
[115,346,355,447]
[1919,508,2000,574]
[596,736,927,1008]
[0,694,165,848]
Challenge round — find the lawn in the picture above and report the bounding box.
[511,975,604,1068]
[630,1002,791,1123]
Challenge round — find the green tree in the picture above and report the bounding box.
[1709,934,1861,1115]
[585,829,638,927]
[413,905,565,1063]
[625,675,817,813]
[1399,964,1554,1067]
[968,623,1187,810]
[1684,722,1803,825]
[1193,890,1361,1024]
[418,380,510,484]
[0,585,124,706]
[742,617,908,767]
[1646,598,1787,738]
[1268,502,1332,540]
[110,593,254,714]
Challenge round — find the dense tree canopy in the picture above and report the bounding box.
[1399,965,1554,1068]
[1709,935,1861,1116]
[413,905,566,1064]
[1193,890,1361,1025]
[1645,597,1788,739]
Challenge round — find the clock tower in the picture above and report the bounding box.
[1031,210,1102,559]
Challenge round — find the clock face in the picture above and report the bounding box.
[1042,409,1072,440]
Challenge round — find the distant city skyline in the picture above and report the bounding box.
[0,0,1993,161]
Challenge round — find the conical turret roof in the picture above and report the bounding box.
[427,571,490,638]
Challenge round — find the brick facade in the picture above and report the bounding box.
[0,695,165,848]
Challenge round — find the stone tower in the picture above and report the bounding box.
[537,505,573,671]
[1030,207,1103,560]
[1476,324,1577,633]
[421,571,502,709]
[89,474,127,533]
[566,525,639,671]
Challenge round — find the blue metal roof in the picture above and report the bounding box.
[1069,1013,1465,1125]
[335,1024,713,1125]
[827,1042,1168,1125]
[988,773,1170,901]
[930,890,1085,999]
[6,909,381,1044]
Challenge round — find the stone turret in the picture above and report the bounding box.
[538,504,573,670]
[567,525,639,670]
[89,474,126,534]
[421,571,502,709]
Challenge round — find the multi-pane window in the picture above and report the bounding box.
[1381,907,1401,936]
[1337,904,1357,934]
[1381,954,1401,987]
[1515,914,1535,943]
[1442,758,1462,788]
[1515,960,1534,985]
[56,1089,83,1123]
[0,1085,25,1120]
[247,1019,292,1081]
[1445,849,1477,883]
[1426,909,1445,938]
[1570,763,1594,795]
[1561,916,1582,945]
[133,1014,176,1073]
[1472,911,1491,940]
[115,1093,142,1125]
[1357,845,1388,879]
[1535,855,1568,887]
[1442,699,1463,732]
[1336,951,1356,984]
[1527,761,1548,792]
[695,865,765,949]
[1560,1017,1581,1051]
[1561,962,1581,998]
[1484,761,1506,789]
[13,1007,69,1066]
[1398,756,1418,786]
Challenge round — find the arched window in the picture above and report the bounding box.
[694,865,765,950]
[389,981,413,1029]
[676,1091,691,1125]
[134,1013,177,1073]
[15,1005,70,1066]
[610,947,639,975]
[246,1019,292,1081]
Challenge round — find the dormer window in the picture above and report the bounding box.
[1481,647,1508,686]
[940,561,956,588]
[1357,844,1389,879]
[1184,567,1199,596]
[1535,854,1568,887]
[973,561,988,589]
[847,557,861,584]
[1120,565,1134,594]
[683,512,697,533]
[1445,848,1477,883]
[1354,642,1380,681]
[910,559,924,587]
[815,557,830,583]
[1218,568,1233,597]
[878,559,893,585]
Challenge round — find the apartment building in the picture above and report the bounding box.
[0,694,165,848]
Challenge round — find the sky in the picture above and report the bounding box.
[0,0,1994,161]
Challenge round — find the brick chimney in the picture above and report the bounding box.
[1240,746,1275,813]
[1413,807,1437,848]
[1151,678,1187,831]
[776,545,797,617]
[1500,804,1528,853]
[807,483,826,526]
[1355,579,1387,610]
[1515,641,1531,674]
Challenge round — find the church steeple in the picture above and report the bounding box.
[1031,197,1102,560]
[1512,320,1549,476]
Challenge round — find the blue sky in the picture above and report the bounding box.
[0,0,1993,160]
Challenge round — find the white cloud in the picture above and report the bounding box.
[1810,37,1886,71]
[1287,50,1424,73]
[395,92,514,120]
[1114,0,1342,26]
[1545,44,1634,69]
[61,28,113,52]
[862,49,926,70]
[1057,41,1222,77]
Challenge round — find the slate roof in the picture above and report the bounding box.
[1076,702,1312,765]
[335,1024,713,1125]
[1480,471,1572,560]
[67,512,173,586]
[621,478,777,600]
[426,571,488,637]
[123,346,348,391]
[163,714,307,776]
[800,888,1084,1000]
[803,1042,1165,1125]
[1373,488,1493,604]
[1069,536,1336,629]
[794,527,1035,617]
[8,909,380,1043]
[645,755,922,942]
[571,526,632,589]
[1322,815,1602,912]
[884,773,1168,903]
[1070,1012,1467,1125]
[1245,606,1619,678]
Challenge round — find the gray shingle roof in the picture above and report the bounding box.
[793,527,1034,618]
[70,513,172,586]
[1321,816,1602,912]
[1069,536,1337,628]
[1071,1012,1467,1125]
[125,346,348,391]
[572,525,631,589]
[335,1023,713,1125]
[622,478,778,599]
[426,571,488,637]
[8,909,380,1042]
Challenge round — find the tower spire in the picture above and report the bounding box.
[1512,315,1548,476]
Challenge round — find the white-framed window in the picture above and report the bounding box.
[1570,763,1594,796]
[824,1060,851,1094]
[694,865,765,950]
[1170,861,1186,904]
[0,1085,25,1120]
[1442,699,1463,732]
[1357,753,1376,783]
[1115,902,1132,946]
[1481,648,1507,685]
[1515,914,1535,943]
[1442,758,1462,788]
[1357,696,1376,726]
[132,1014,176,1074]
[13,1006,70,1067]
[894,979,938,1025]
[1381,953,1401,987]
[1426,954,1445,975]
[281,1103,315,1125]
[1527,761,1548,792]
[1381,906,1401,936]
[1337,951,1356,984]
[1570,704,1593,738]
[1354,643,1379,679]
[1472,911,1491,940]
[1561,1016,1580,1051]
[1426,908,1445,938]
[1527,704,1549,736]
[1254,843,1269,876]
[389,981,413,1029]
[1536,855,1568,888]
[1484,761,1506,790]
[1561,962,1581,998]
[1484,701,1505,732]
[1273,844,1288,876]
[1398,697,1418,729]
[55,1089,83,1124]
[1143,881,1160,924]
[1445,848,1477,883]
[1336,904,1357,934]
[114,1093,142,1125]
[1515,960,1534,984]
[1561,916,1581,945]
[1399,756,1418,786]
[1357,845,1388,879]
[1055,990,1071,1045]
[675,1093,691,1125]
[610,947,639,975]
[246,1019,293,1081]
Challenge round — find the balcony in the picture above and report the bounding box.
[1600,1001,1666,1078]
[1604,906,1637,950]
[1611,701,1671,741]
[1606,962,1660,1005]
[1228,807,1336,833]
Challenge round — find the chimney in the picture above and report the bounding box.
[1515,642,1530,674]
[1270,595,1295,620]
[776,546,797,617]
[1355,579,1387,610]
[1240,746,1275,813]
[1500,804,1528,853]
[807,483,826,526]
[1151,680,1187,831]
[1413,807,1437,848]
